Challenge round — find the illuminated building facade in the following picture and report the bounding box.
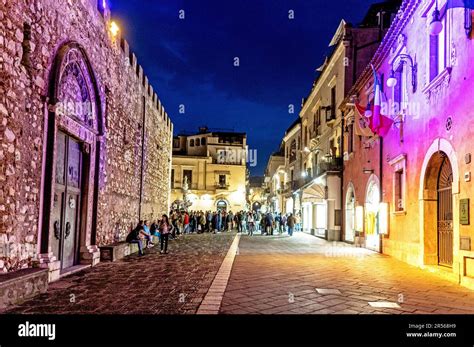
[342,0,474,288]
[171,128,248,212]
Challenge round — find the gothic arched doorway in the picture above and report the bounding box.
[421,149,455,267]
[345,184,355,242]
[40,43,103,275]
[216,200,228,212]
[437,156,453,267]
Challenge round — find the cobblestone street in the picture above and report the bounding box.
[220,232,474,314]
[4,233,235,314]
[4,231,474,315]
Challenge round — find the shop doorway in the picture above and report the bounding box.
[345,185,355,242]
[365,176,381,252]
[216,200,228,212]
[437,156,453,267]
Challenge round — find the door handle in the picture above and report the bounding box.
[65,222,71,239]
[54,221,61,240]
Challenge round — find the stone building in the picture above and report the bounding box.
[341,0,474,288]
[280,118,302,216]
[297,1,401,240]
[170,128,247,212]
[247,176,266,213]
[263,146,285,214]
[0,0,173,281]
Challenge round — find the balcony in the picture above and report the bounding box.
[215,183,230,190]
[314,157,343,177]
[325,112,336,124]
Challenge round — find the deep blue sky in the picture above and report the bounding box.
[111,0,381,175]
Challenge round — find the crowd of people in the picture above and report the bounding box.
[126,210,302,256]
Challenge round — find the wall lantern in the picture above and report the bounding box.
[110,21,120,37]
[430,0,443,36]
[387,53,417,93]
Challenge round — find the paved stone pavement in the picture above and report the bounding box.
[220,232,474,314]
[4,232,236,314]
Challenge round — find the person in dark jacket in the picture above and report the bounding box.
[126,224,147,256]
[287,213,296,236]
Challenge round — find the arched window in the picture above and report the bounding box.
[201,137,206,145]
[190,139,195,147]
[196,138,200,146]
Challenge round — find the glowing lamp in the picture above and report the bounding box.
[430,8,443,36]
[379,202,389,235]
[110,21,120,37]
[386,70,397,88]
[364,101,373,118]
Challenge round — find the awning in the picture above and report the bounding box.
[302,182,326,203]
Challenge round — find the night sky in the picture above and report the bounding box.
[110,0,381,175]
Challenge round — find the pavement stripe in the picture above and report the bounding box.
[368,301,401,308]
[197,233,241,314]
[316,288,342,295]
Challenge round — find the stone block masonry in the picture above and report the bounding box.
[0,0,173,276]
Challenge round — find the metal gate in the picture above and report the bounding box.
[437,156,453,267]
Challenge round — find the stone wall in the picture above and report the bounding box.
[0,0,173,273]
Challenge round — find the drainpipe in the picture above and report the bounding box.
[340,112,345,242]
[138,96,146,221]
[379,136,384,254]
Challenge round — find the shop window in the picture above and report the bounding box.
[330,86,336,118]
[428,5,447,82]
[395,169,404,211]
[183,170,192,185]
[389,154,407,213]
[348,123,354,154]
[290,140,297,163]
[219,174,227,188]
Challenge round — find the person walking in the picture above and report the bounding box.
[181,211,189,235]
[159,214,173,254]
[281,214,287,234]
[248,212,255,236]
[287,213,296,237]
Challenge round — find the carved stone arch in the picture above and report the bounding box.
[344,181,356,242]
[39,42,102,279]
[49,42,104,136]
[419,138,459,268]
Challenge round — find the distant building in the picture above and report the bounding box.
[264,145,286,213]
[171,127,247,212]
[247,176,266,213]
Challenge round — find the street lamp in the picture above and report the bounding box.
[386,69,397,88]
[430,0,443,36]
[386,53,417,93]
[364,101,373,118]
